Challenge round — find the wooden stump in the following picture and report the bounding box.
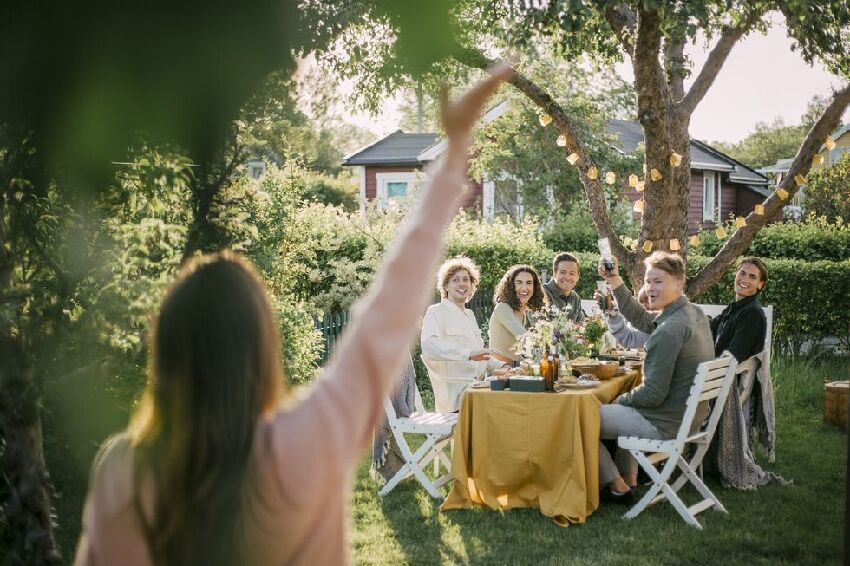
[824,381,849,427]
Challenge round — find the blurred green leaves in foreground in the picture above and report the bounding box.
[1,0,462,189]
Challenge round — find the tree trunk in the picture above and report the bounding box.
[0,336,62,565]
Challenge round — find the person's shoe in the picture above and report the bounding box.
[600,486,637,505]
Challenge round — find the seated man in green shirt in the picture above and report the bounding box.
[596,251,715,504]
[542,252,585,322]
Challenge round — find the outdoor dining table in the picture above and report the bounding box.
[440,369,642,526]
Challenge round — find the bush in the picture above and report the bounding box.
[543,200,638,254]
[690,215,850,262]
[687,255,850,354]
[804,152,850,222]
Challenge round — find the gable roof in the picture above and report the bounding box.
[342,130,440,166]
[605,119,767,185]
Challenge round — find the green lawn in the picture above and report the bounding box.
[46,356,847,564]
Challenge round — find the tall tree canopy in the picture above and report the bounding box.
[307,0,850,295]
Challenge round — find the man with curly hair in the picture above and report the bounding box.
[421,256,504,412]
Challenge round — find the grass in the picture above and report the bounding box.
[44,355,847,564]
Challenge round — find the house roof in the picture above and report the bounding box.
[758,157,794,175]
[342,130,440,166]
[605,119,767,184]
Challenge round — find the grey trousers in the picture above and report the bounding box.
[598,404,664,486]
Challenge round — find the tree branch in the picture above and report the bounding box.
[679,13,760,115]
[603,4,637,58]
[687,82,850,298]
[664,37,686,103]
[454,47,633,268]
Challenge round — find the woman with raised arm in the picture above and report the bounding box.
[74,64,511,566]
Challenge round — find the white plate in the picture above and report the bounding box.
[558,381,600,389]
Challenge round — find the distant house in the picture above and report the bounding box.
[343,113,772,234]
[607,119,774,233]
[760,123,850,217]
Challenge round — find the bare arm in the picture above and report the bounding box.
[271,64,512,498]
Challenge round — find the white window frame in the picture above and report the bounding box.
[702,171,717,222]
[482,172,495,220]
[375,171,419,210]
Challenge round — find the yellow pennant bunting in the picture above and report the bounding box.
[669,238,680,251]
[587,166,599,180]
[633,199,644,213]
[715,226,727,239]
[556,134,567,147]
[642,240,653,253]
[670,151,682,167]
[825,137,836,150]
[794,173,806,187]
[650,168,663,182]
[776,187,789,201]
[814,154,825,165]
[567,152,580,165]
[604,171,616,185]
[539,113,552,127]
[735,217,746,228]
[689,235,700,247]
[754,204,765,215]
[635,180,646,192]
[628,174,639,187]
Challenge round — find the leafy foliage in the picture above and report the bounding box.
[691,215,850,262]
[543,200,638,254]
[803,153,850,222]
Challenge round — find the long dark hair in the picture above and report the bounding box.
[492,264,546,311]
[128,251,283,565]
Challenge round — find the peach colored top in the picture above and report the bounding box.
[74,170,467,566]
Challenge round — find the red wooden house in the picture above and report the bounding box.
[343,117,774,234]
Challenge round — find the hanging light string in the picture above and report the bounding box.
[537,112,832,253]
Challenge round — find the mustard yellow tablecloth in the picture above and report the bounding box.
[440,371,641,526]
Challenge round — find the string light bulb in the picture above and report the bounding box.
[642,240,653,253]
[604,171,616,185]
[715,226,727,239]
[633,199,644,213]
[556,134,567,147]
[650,168,663,182]
[669,238,680,251]
[794,173,806,187]
[567,152,580,165]
[670,151,682,167]
[776,187,789,200]
[735,217,747,228]
[689,235,700,247]
[628,174,639,187]
[825,137,836,150]
[587,166,599,180]
[754,204,765,215]
[539,113,552,127]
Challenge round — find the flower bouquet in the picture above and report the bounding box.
[514,305,606,361]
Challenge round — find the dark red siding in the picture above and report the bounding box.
[364,165,482,211]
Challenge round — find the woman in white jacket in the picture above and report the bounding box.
[421,257,504,412]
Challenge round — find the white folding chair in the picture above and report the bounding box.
[618,355,738,528]
[378,386,458,499]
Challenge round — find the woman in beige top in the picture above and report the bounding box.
[74,64,511,566]
[487,264,547,361]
